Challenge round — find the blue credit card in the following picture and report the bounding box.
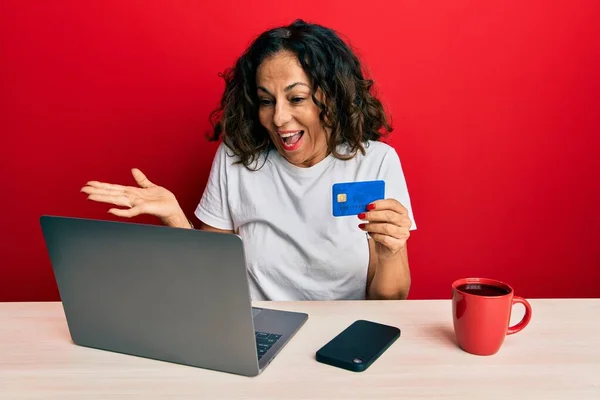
[332,180,385,217]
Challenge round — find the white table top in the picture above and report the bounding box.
[1,299,599,399]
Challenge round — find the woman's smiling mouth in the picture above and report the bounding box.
[277,130,304,151]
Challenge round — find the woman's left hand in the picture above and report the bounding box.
[358,199,412,259]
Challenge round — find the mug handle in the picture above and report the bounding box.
[507,296,532,335]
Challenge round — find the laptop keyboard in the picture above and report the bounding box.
[255,331,282,360]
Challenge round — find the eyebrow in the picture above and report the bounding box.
[257,82,310,96]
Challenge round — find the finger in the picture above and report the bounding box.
[131,168,155,189]
[359,222,409,239]
[87,193,132,208]
[83,180,129,192]
[108,206,142,218]
[368,199,407,214]
[359,209,410,227]
[80,186,125,196]
[368,232,405,252]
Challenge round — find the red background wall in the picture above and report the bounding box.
[1,1,599,302]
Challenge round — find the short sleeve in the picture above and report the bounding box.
[379,147,417,231]
[194,143,235,230]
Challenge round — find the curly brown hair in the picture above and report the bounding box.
[209,19,393,169]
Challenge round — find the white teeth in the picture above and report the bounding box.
[279,131,302,138]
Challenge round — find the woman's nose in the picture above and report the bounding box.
[273,102,292,127]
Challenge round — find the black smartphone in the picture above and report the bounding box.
[315,319,400,372]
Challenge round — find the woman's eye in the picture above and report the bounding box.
[291,97,305,104]
[259,99,273,106]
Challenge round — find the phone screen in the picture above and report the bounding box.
[315,319,400,372]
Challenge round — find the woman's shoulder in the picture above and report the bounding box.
[335,139,396,156]
[212,141,272,172]
[363,140,397,155]
[214,141,238,161]
[344,140,400,164]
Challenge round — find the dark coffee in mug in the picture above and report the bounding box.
[456,283,509,297]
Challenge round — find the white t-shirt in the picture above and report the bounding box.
[194,140,417,301]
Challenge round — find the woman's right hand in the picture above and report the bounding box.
[81,168,189,228]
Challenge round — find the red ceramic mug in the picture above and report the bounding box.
[452,278,532,356]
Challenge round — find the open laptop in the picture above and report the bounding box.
[39,215,308,377]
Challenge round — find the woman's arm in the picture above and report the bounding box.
[366,239,411,300]
[198,220,235,234]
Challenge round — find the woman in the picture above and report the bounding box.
[81,19,417,301]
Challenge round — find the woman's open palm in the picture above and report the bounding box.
[81,168,179,221]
